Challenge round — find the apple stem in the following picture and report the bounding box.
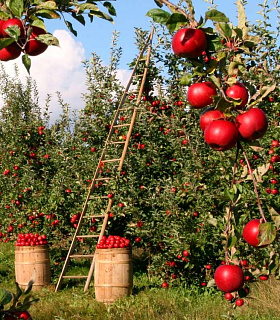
[240,143,267,222]
[159,0,198,28]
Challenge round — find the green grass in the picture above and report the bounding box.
[1,243,280,320]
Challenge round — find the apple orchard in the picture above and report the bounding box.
[0,0,280,313]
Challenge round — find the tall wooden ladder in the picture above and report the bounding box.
[55,28,154,292]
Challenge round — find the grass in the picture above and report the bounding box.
[1,243,280,320]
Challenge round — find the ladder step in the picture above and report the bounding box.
[89,196,108,199]
[77,235,100,238]
[113,123,131,128]
[95,177,113,181]
[102,158,121,163]
[83,215,105,219]
[133,74,144,78]
[62,275,88,279]
[107,141,126,145]
[70,254,95,258]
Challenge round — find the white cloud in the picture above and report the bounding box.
[1,29,86,122]
[0,30,131,123]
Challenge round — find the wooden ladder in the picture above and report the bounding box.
[55,28,154,292]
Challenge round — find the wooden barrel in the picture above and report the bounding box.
[14,246,51,291]
[94,248,133,303]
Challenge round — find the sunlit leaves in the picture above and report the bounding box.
[146,9,171,24]
[205,9,229,23]
[258,222,276,247]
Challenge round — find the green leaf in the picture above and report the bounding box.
[65,21,77,37]
[3,25,21,40]
[209,74,221,89]
[0,289,12,306]
[34,9,60,19]
[0,38,15,50]
[233,27,243,39]
[179,73,192,86]
[7,0,24,18]
[228,236,237,249]
[146,9,171,24]
[268,207,280,229]
[36,1,57,10]
[166,13,188,32]
[22,54,31,74]
[216,22,232,39]
[236,0,248,37]
[78,3,99,13]
[71,12,86,26]
[258,222,276,247]
[89,10,114,22]
[30,19,47,31]
[36,34,59,46]
[205,9,229,23]
[103,2,116,16]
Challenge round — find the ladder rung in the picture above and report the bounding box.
[83,215,105,219]
[102,158,121,163]
[113,123,131,128]
[70,254,95,258]
[133,74,144,77]
[118,107,135,112]
[95,177,113,181]
[107,141,126,145]
[77,235,100,238]
[89,195,108,198]
[62,275,88,279]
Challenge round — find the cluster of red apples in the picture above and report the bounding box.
[96,235,130,249]
[172,27,268,151]
[15,233,48,246]
[0,18,48,61]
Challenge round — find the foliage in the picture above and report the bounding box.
[0,0,279,308]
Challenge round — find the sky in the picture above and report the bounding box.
[1,0,278,122]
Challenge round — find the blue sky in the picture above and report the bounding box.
[44,0,277,69]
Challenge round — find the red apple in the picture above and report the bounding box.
[242,219,261,247]
[0,42,21,61]
[224,292,233,301]
[214,264,244,292]
[259,275,269,281]
[172,28,207,59]
[235,108,268,141]
[187,82,217,109]
[200,108,225,131]
[225,82,249,108]
[24,26,48,56]
[204,120,239,151]
[1,18,24,38]
[4,310,32,319]
[235,298,244,307]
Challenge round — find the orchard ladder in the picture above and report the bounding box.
[55,28,154,292]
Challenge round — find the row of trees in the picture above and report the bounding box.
[0,0,279,293]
